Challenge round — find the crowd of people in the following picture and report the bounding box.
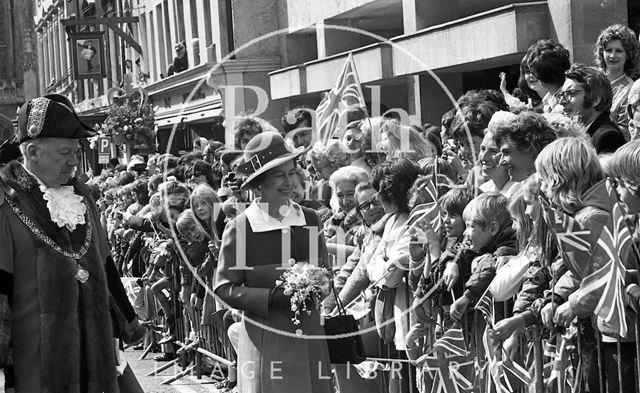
[4,23,640,393]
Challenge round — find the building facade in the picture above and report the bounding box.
[269,0,638,127]
[29,0,640,160]
[0,0,37,143]
[33,0,286,160]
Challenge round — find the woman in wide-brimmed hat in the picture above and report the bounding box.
[214,132,333,393]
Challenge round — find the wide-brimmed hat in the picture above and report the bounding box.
[235,132,304,190]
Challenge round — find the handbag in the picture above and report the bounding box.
[323,288,366,364]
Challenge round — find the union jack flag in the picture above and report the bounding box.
[575,179,632,337]
[538,196,593,277]
[419,354,474,393]
[543,334,575,392]
[315,53,367,144]
[432,326,468,357]
[406,178,442,235]
[475,288,494,328]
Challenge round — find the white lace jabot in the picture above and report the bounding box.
[23,165,87,231]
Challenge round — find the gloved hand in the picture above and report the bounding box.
[269,286,291,309]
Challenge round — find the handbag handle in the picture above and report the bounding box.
[332,285,347,316]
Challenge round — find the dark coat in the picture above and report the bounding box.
[214,203,333,393]
[585,111,626,154]
[0,162,118,393]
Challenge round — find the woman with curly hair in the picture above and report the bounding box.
[492,111,557,186]
[307,139,351,207]
[594,24,640,140]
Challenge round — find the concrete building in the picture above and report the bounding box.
[0,0,37,142]
[270,0,638,127]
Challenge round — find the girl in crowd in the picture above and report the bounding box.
[368,158,421,393]
[342,120,372,173]
[535,137,633,393]
[190,184,222,324]
[594,24,640,140]
[378,118,438,162]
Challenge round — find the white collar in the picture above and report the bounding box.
[22,164,86,231]
[245,198,307,233]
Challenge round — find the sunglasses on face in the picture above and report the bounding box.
[358,198,381,211]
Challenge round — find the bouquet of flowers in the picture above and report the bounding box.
[276,260,332,325]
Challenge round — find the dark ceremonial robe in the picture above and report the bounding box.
[215,200,333,393]
[0,162,118,393]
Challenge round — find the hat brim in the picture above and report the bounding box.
[240,148,304,190]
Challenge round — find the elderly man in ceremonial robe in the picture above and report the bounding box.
[0,94,143,393]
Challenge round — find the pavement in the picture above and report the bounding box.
[124,348,226,393]
[1,348,226,393]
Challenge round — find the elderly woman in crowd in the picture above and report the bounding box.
[307,139,351,207]
[594,24,640,140]
[214,132,332,393]
[324,165,369,262]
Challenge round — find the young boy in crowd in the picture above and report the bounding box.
[407,186,477,365]
[449,192,518,321]
[410,186,477,315]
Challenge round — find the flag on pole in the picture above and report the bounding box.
[431,326,468,357]
[574,179,632,337]
[543,334,575,391]
[419,354,474,393]
[538,196,593,277]
[315,53,367,144]
[406,178,442,236]
[475,288,494,328]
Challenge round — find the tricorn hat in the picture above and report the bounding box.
[235,132,304,190]
[14,94,96,144]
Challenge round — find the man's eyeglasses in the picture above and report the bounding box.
[554,89,584,102]
[358,198,381,211]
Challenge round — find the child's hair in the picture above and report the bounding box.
[176,209,206,240]
[609,140,640,194]
[521,174,559,264]
[190,184,221,240]
[534,137,603,214]
[508,188,530,252]
[438,186,474,217]
[463,192,512,230]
